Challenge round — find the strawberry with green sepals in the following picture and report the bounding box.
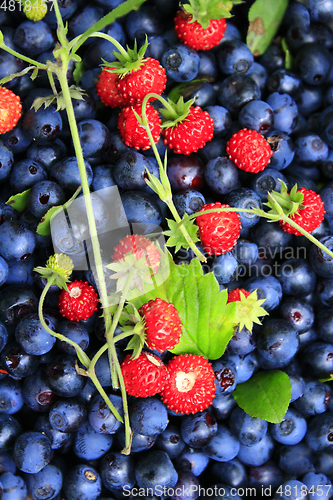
[226,128,273,173]
[196,202,241,255]
[160,96,214,155]
[0,87,22,134]
[118,102,161,151]
[96,69,129,108]
[112,234,161,275]
[139,298,182,353]
[104,38,167,105]
[161,354,215,414]
[174,0,242,51]
[227,288,250,303]
[121,351,169,397]
[58,280,99,322]
[266,182,326,236]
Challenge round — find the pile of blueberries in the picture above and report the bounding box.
[2,0,333,499]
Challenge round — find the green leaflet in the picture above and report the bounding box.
[36,185,82,236]
[6,189,31,212]
[168,78,209,104]
[281,38,293,70]
[131,253,238,359]
[246,0,288,56]
[233,370,291,423]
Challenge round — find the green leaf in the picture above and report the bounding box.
[72,60,84,83]
[164,218,199,253]
[36,185,82,236]
[168,78,210,104]
[246,0,288,56]
[233,370,291,423]
[130,253,238,359]
[281,37,293,70]
[0,66,36,85]
[6,189,31,212]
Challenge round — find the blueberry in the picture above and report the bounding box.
[28,180,65,219]
[0,342,39,378]
[121,190,162,229]
[0,221,36,262]
[0,141,14,183]
[180,411,218,448]
[256,318,299,368]
[278,297,314,334]
[49,397,87,433]
[162,45,200,82]
[50,157,93,193]
[73,420,113,460]
[45,354,86,397]
[267,69,302,97]
[0,472,27,500]
[135,450,178,494]
[91,165,116,193]
[14,20,54,57]
[293,380,331,416]
[0,415,21,452]
[15,313,57,356]
[56,320,89,355]
[204,157,240,195]
[13,431,52,474]
[188,82,216,108]
[279,258,316,297]
[77,119,110,158]
[63,464,102,500]
[22,107,63,144]
[244,276,283,312]
[275,479,308,500]
[295,43,332,85]
[2,124,32,155]
[218,74,261,116]
[167,154,205,192]
[248,461,283,491]
[34,414,72,450]
[294,133,329,165]
[126,5,162,41]
[205,105,231,137]
[266,92,298,134]
[114,152,159,191]
[211,459,247,489]
[218,39,254,75]
[99,452,135,492]
[245,62,268,90]
[155,424,185,459]
[225,188,262,229]
[175,446,209,476]
[130,397,168,437]
[211,252,241,285]
[296,86,324,116]
[22,367,58,413]
[302,341,333,379]
[173,189,205,217]
[302,472,333,500]
[203,424,240,462]
[68,5,105,44]
[271,408,307,445]
[238,100,274,135]
[237,433,274,467]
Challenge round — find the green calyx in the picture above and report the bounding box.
[182,0,243,29]
[106,253,157,293]
[265,182,305,219]
[160,96,194,129]
[103,38,148,77]
[234,290,268,332]
[34,253,74,290]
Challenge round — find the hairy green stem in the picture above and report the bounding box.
[114,331,135,343]
[56,65,122,390]
[88,32,131,61]
[141,95,206,262]
[0,43,47,69]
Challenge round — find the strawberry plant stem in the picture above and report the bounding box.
[89,32,132,61]
[0,42,47,70]
[141,94,207,262]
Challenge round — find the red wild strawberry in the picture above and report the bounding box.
[118,103,161,151]
[58,281,98,322]
[161,97,214,155]
[279,187,326,236]
[121,351,168,398]
[174,9,227,51]
[196,202,241,255]
[138,298,182,352]
[117,57,166,105]
[161,354,215,414]
[103,39,166,105]
[112,234,161,275]
[227,288,251,303]
[96,68,129,108]
[0,87,22,134]
[226,129,273,173]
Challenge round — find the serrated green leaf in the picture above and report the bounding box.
[168,78,210,103]
[0,66,36,85]
[233,370,291,423]
[164,218,199,253]
[6,189,31,212]
[246,0,288,56]
[130,253,238,359]
[281,38,293,70]
[36,185,82,236]
[31,94,57,112]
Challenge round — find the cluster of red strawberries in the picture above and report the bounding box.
[121,297,216,415]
